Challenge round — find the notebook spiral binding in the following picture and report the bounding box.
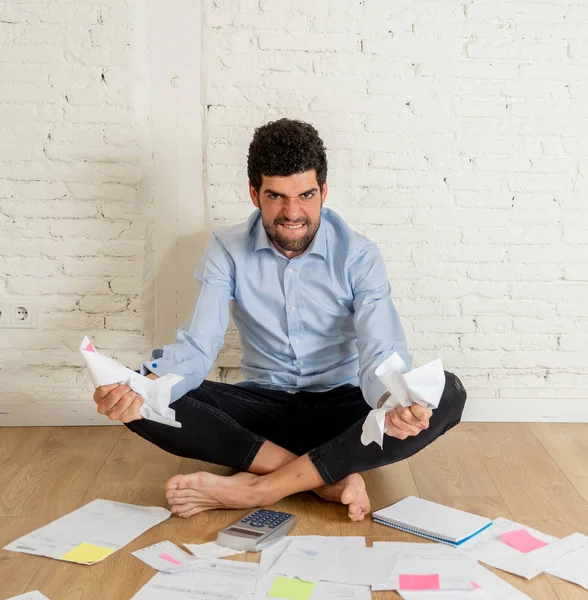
[372,516,460,545]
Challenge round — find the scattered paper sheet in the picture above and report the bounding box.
[459,517,585,579]
[80,335,183,428]
[361,353,445,447]
[184,541,246,559]
[376,555,479,591]
[309,582,371,600]
[399,561,532,600]
[270,538,328,583]
[320,546,398,586]
[132,540,201,573]
[130,560,260,600]
[546,533,588,589]
[7,594,52,600]
[256,537,366,600]
[4,499,170,564]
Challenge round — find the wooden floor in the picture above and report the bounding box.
[1,423,588,600]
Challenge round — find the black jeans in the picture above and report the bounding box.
[126,372,467,485]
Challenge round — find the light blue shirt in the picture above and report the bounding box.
[142,208,411,409]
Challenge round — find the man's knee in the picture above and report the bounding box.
[438,371,467,429]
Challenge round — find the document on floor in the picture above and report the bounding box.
[80,335,183,428]
[132,540,202,573]
[459,517,587,579]
[184,541,246,559]
[361,353,445,448]
[546,533,588,589]
[7,593,52,600]
[373,554,479,591]
[319,545,398,586]
[398,561,534,600]
[266,536,385,586]
[256,536,366,600]
[265,577,371,600]
[131,559,260,600]
[3,499,171,564]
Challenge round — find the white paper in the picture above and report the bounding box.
[3,499,171,563]
[375,555,479,591]
[131,560,260,600]
[361,353,445,447]
[310,582,372,600]
[397,557,532,599]
[459,517,583,579]
[256,537,366,600]
[546,533,588,589]
[132,540,201,573]
[184,541,246,559]
[320,546,398,586]
[7,593,52,600]
[269,537,328,582]
[80,335,183,428]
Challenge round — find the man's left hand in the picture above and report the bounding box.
[384,404,432,440]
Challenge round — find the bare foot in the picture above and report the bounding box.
[314,473,370,522]
[165,471,270,519]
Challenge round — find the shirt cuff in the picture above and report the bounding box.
[361,375,389,410]
[139,350,187,404]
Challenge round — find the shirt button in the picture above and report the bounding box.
[299,361,304,366]
[288,268,293,274]
[295,339,300,344]
[290,306,296,312]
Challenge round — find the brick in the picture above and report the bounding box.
[62,257,140,277]
[466,3,567,23]
[1,200,98,219]
[260,33,357,53]
[6,275,110,296]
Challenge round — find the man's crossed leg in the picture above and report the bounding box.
[97,375,467,521]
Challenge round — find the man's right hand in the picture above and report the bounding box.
[93,383,144,423]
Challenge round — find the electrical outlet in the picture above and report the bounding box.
[0,297,37,328]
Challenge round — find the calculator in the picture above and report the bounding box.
[216,509,296,552]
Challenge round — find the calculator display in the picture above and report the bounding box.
[226,527,264,537]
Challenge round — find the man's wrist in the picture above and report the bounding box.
[377,392,391,409]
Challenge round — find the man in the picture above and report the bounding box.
[94,119,467,522]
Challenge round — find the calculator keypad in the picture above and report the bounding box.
[240,509,291,529]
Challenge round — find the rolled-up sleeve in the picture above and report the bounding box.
[351,243,411,409]
[142,234,235,403]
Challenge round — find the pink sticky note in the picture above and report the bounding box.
[472,582,482,589]
[501,529,549,553]
[399,574,441,590]
[160,552,182,565]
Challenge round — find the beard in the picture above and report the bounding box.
[261,212,321,253]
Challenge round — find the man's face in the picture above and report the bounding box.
[250,170,327,257]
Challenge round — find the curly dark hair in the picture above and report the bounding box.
[247,118,328,191]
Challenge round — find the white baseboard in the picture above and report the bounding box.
[461,397,588,423]
[0,402,122,427]
[0,398,587,426]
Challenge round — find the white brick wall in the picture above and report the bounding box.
[0,0,152,404]
[203,0,588,401]
[2,0,587,416]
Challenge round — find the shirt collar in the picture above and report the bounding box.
[252,211,327,260]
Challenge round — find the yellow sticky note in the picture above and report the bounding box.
[60,542,115,564]
[268,576,316,600]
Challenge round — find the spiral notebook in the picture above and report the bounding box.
[373,496,493,547]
